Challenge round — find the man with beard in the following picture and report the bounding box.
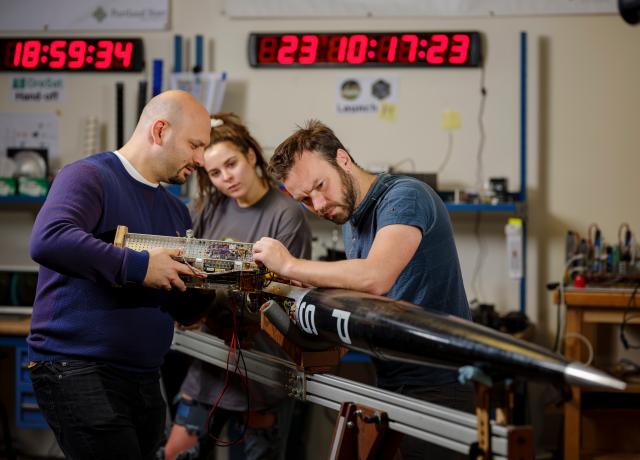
[28,90,213,459]
[252,120,473,460]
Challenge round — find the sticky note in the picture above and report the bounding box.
[442,110,461,130]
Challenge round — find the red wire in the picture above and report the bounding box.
[206,296,254,447]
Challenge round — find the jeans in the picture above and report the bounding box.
[30,360,166,460]
[382,382,475,460]
[168,396,291,460]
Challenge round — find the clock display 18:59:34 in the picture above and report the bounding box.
[249,32,482,67]
[0,38,145,72]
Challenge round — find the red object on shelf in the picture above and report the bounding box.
[573,274,587,288]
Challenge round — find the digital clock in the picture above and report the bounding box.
[0,38,145,72]
[248,31,482,68]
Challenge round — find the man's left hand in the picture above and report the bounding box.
[252,237,295,277]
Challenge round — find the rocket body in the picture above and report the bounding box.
[263,284,625,391]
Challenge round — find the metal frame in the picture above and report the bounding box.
[172,329,512,459]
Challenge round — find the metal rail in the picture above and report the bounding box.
[172,329,511,459]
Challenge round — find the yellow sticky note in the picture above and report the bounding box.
[379,103,397,122]
[442,110,461,130]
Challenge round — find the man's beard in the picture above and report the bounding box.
[326,168,357,225]
[167,163,197,185]
[166,175,185,185]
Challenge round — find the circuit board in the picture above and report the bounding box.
[113,226,265,291]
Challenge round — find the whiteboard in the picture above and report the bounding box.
[225,0,617,18]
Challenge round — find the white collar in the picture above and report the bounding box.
[112,150,158,188]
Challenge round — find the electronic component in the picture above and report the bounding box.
[564,223,640,286]
[113,226,265,292]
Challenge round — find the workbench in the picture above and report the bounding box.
[557,288,640,460]
[172,329,534,459]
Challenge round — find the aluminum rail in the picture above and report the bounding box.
[172,329,512,459]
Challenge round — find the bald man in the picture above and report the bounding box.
[28,90,212,459]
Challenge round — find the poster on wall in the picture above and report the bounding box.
[169,72,227,114]
[10,76,65,103]
[336,75,398,121]
[0,0,169,31]
[226,0,616,17]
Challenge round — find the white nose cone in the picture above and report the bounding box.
[564,362,627,390]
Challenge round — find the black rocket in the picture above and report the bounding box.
[262,283,625,391]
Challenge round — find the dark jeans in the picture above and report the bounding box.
[30,360,166,460]
[382,382,476,460]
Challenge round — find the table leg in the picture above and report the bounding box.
[564,307,582,460]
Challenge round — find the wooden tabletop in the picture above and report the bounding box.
[553,288,640,308]
[0,316,30,336]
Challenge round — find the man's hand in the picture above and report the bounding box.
[143,248,199,291]
[252,237,295,277]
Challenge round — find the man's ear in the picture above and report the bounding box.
[151,119,168,145]
[336,148,352,171]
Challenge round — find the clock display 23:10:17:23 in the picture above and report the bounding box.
[251,32,481,67]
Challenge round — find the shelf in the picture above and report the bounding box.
[0,195,46,211]
[444,202,522,213]
[0,315,30,335]
[555,288,640,308]
[0,195,46,204]
[0,265,38,272]
[0,306,33,316]
[580,382,640,395]
[182,197,522,214]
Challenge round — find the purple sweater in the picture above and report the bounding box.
[28,152,192,370]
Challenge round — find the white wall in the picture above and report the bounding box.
[1,1,640,348]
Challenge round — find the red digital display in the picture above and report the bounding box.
[0,38,145,72]
[249,32,481,68]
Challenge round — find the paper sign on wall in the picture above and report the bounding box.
[0,112,59,163]
[336,75,398,120]
[169,72,227,114]
[0,0,168,31]
[10,76,65,103]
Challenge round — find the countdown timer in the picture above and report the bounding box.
[249,31,482,68]
[0,38,145,72]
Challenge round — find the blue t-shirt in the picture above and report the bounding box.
[343,173,470,387]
